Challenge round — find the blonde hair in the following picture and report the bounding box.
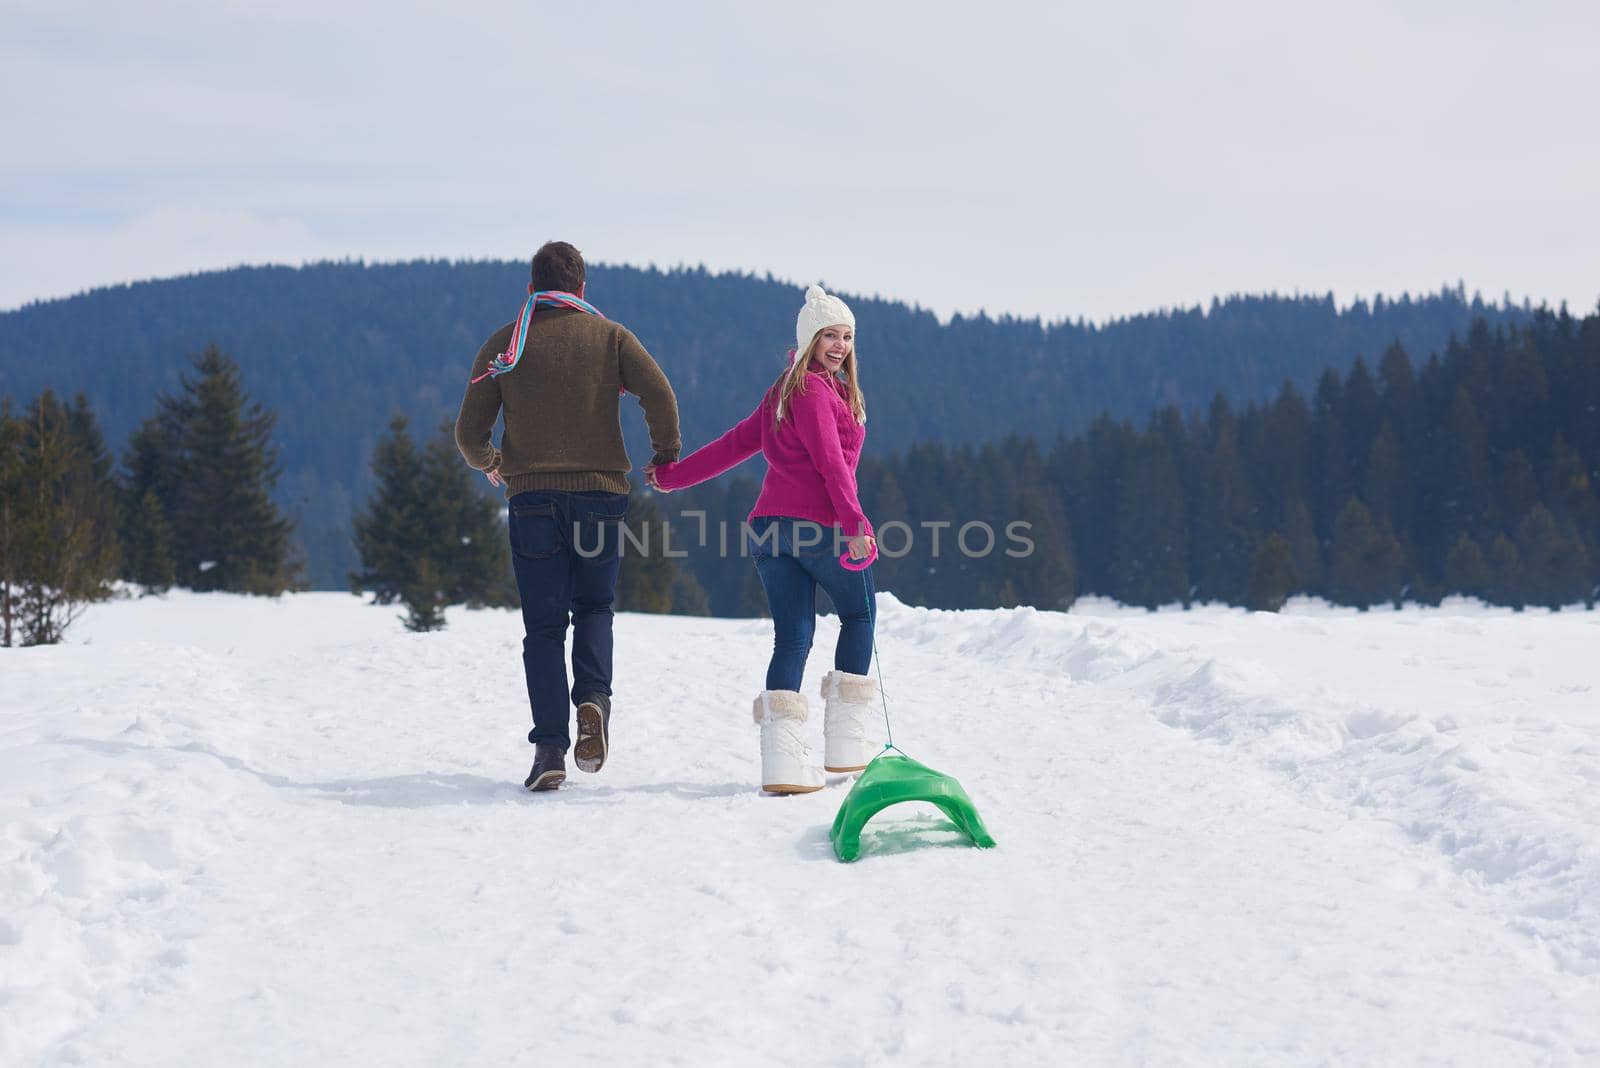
[774,332,867,428]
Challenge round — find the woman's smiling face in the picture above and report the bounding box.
[809,325,854,374]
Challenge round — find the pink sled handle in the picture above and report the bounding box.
[839,544,878,571]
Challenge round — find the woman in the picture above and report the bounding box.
[646,285,879,794]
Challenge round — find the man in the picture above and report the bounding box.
[455,241,680,791]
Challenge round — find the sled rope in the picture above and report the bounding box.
[863,578,903,757]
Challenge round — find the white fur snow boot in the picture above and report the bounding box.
[821,669,879,773]
[753,690,825,795]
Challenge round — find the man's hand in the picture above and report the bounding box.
[485,466,505,488]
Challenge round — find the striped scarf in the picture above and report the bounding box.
[470,290,606,384]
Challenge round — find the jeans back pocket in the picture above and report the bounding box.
[574,494,627,563]
[509,501,563,560]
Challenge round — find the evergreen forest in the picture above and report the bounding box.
[0,259,1535,587]
[653,310,1599,614]
[3,261,1595,630]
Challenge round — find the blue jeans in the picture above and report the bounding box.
[508,490,628,750]
[750,516,876,693]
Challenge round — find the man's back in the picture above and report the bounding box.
[455,307,681,496]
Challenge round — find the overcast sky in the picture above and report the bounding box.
[3,0,1598,323]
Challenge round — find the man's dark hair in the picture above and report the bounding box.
[531,241,586,293]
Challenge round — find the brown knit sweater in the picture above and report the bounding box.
[454,308,681,496]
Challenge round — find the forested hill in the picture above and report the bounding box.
[0,260,1539,587]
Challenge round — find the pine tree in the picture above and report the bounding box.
[1495,450,1540,531]
[399,558,450,633]
[418,424,515,609]
[0,399,19,645]
[138,346,301,594]
[1327,498,1404,609]
[1310,369,1350,533]
[352,416,514,631]
[1190,395,1254,604]
[1378,341,1418,420]
[0,392,120,645]
[615,493,679,613]
[737,567,771,618]
[1069,416,1137,596]
[1112,432,1189,608]
[1438,386,1492,538]
[1340,358,1383,488]
[1253,382,1310,525]
[1543,435,1599,532]
[653,475,765,617]
[119,418,180,591]
[867,467,911,603]
[1282,499,1324,595]
[1005,486,1077,611]
[1486,534,1524,609]
[1443,534,1489,600]
[64,393,123,580]
[670,567,711,615]
[1513,504,1590,609]
[123,489,177,593]
[1364,424,1407,534]
[1246,534,1297,612]
[352,415,431,608]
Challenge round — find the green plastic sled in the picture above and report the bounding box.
[830,752,997,862]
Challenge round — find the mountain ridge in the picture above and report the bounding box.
[0,259,1540,586]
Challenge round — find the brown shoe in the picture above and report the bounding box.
[574,696,610,774]
[524,743,566,791]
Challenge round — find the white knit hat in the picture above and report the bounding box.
[795,284,855,357]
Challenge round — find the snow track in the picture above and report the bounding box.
[3,593,1598,1064]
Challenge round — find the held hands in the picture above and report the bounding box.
[847,534,876,561]
[643,462,672,492]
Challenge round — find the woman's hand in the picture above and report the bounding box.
[644,463,671,492]
[847,534,875,561]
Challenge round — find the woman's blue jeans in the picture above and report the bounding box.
[749,516,876,693]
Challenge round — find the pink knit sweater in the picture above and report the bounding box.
[653,370,872,536]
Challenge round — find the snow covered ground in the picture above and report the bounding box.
[3,591,1599,1065]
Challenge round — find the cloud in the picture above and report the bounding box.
[2,1,1598,320]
